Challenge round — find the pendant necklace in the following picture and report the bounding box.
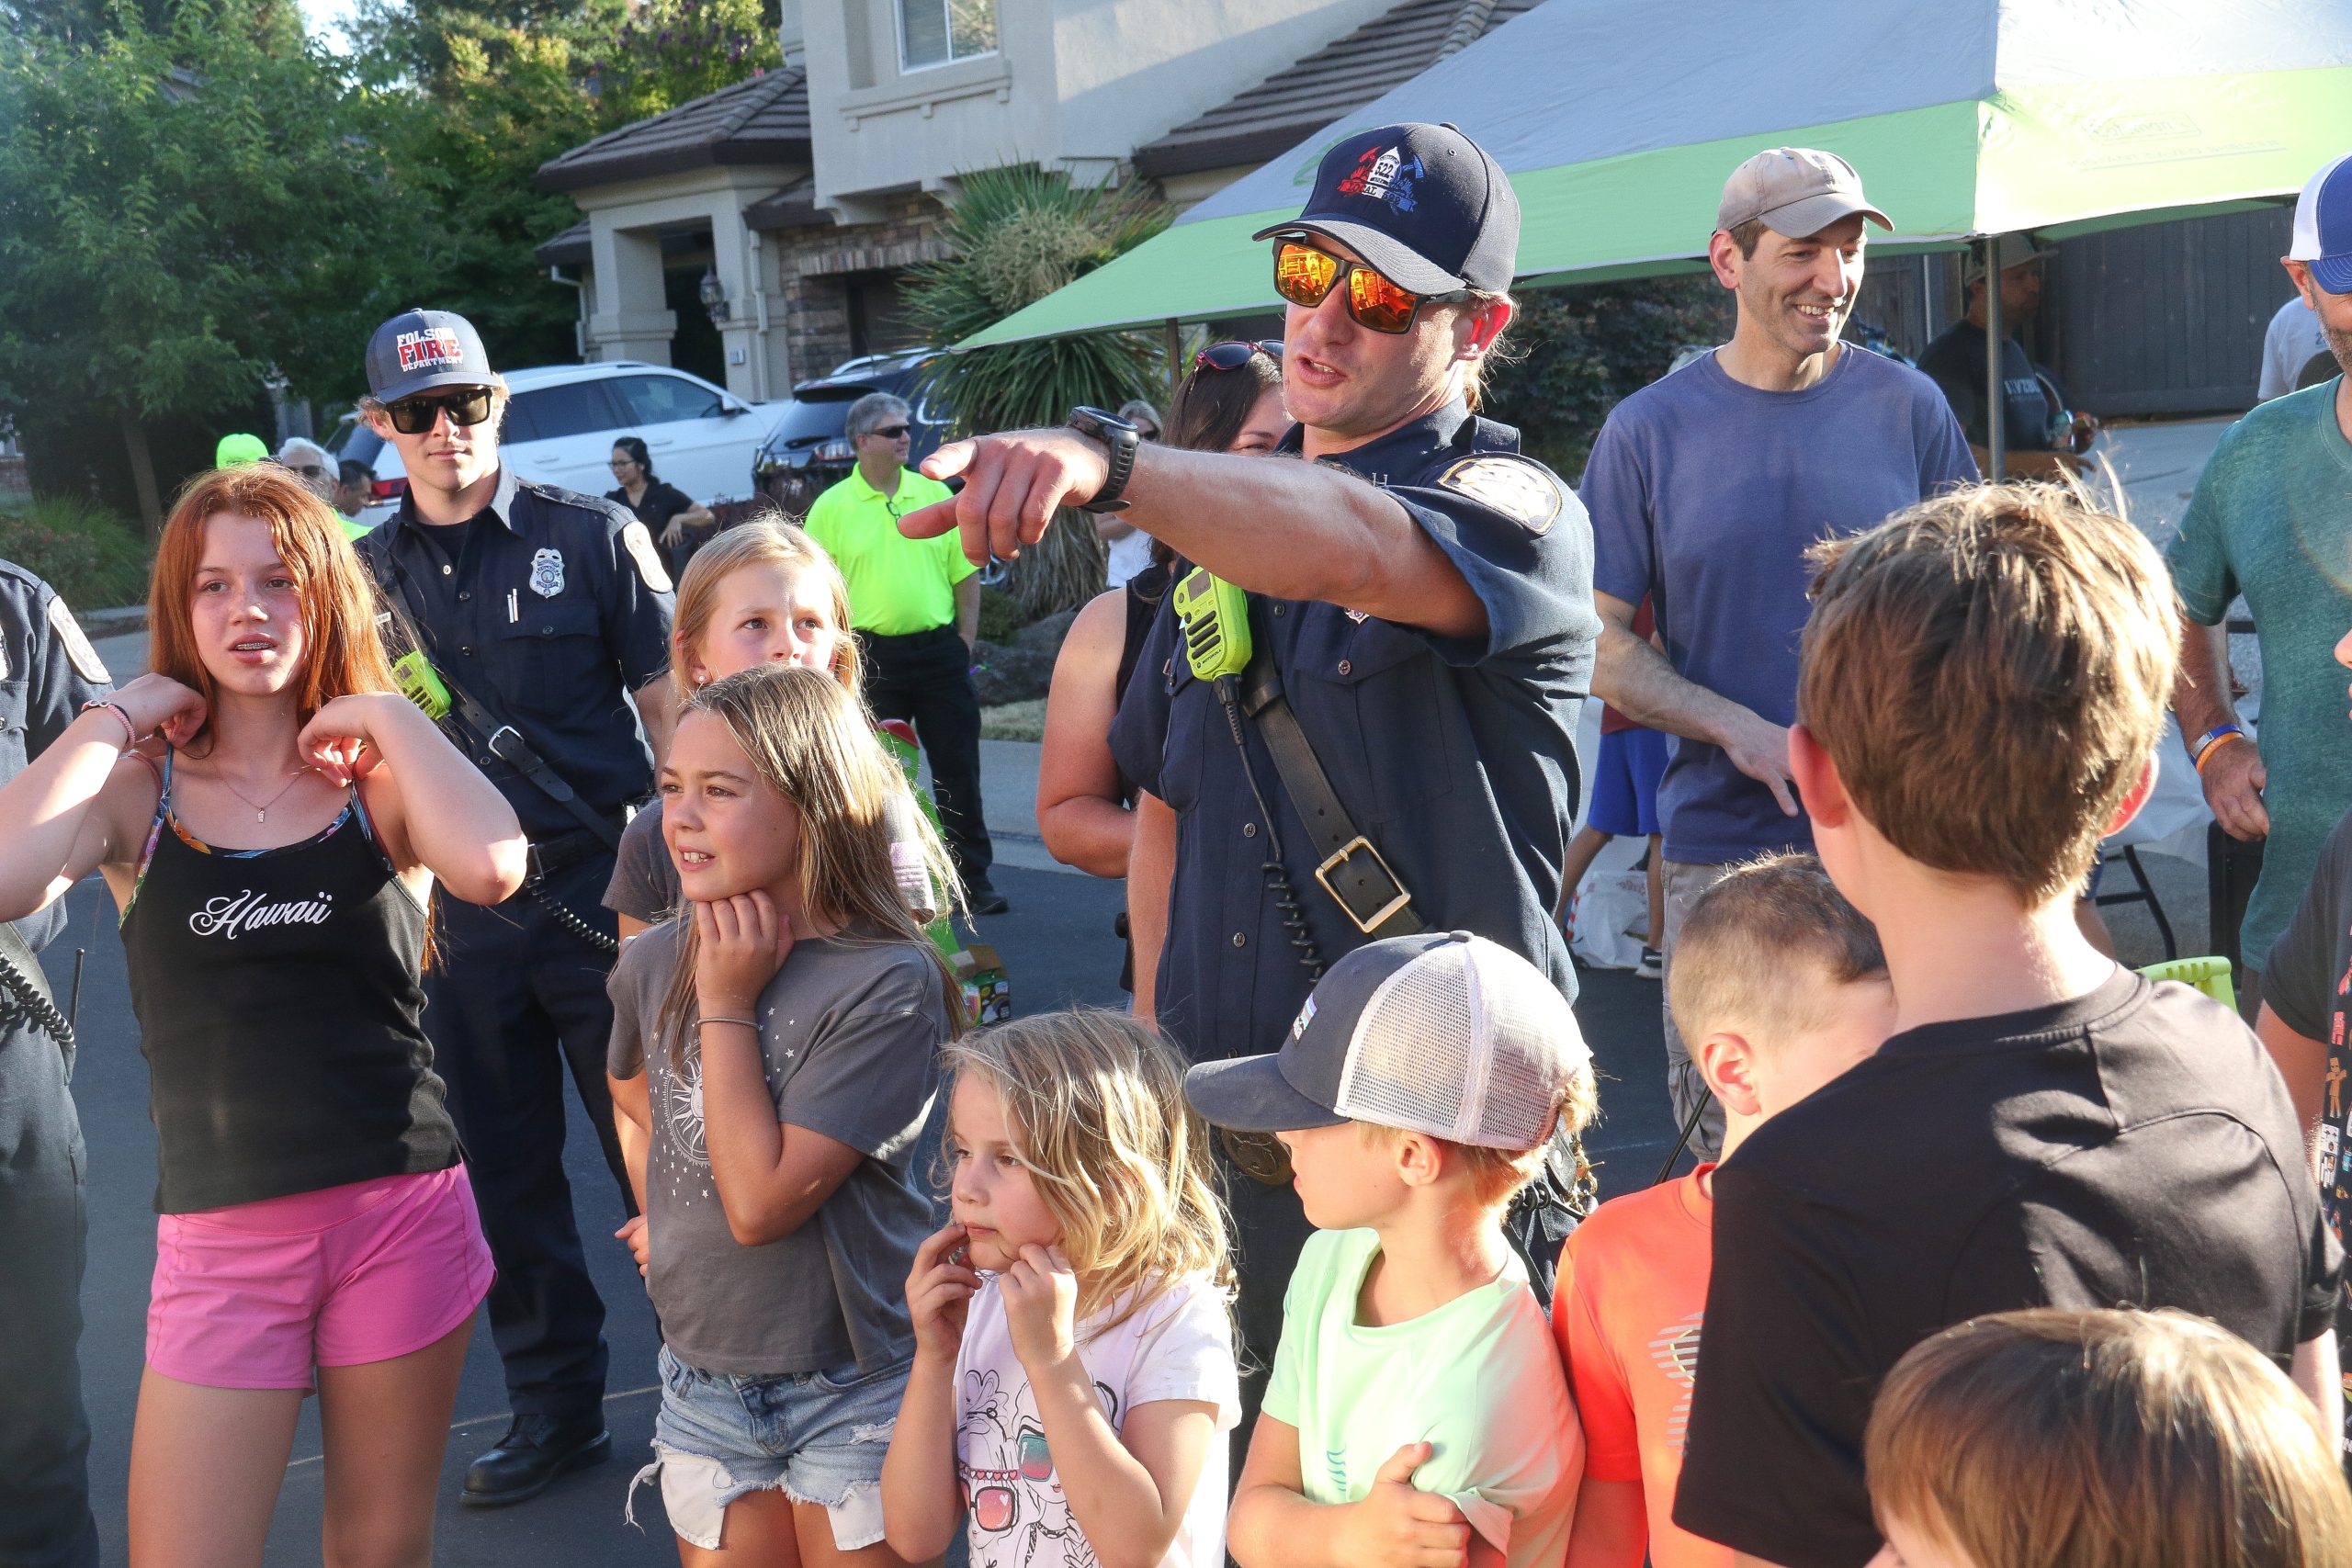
[214,765,317,824]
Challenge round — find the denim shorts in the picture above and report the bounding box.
[628,1343,910,1551]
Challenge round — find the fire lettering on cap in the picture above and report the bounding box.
[395,327,463,372]
[1337,145,1422,212]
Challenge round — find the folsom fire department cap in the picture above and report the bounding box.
[1252,122,1520,295]
[1717,146,1893,239]
[365,309,495,404]
[1182,931,1590,1151]
[2289,152,2352,296]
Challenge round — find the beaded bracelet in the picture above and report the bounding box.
[80,700,137,750]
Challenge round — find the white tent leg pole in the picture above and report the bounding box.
[1984,235,2006,481]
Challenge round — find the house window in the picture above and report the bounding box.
[898,0,994,72]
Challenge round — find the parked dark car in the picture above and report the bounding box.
[752,349,952,517]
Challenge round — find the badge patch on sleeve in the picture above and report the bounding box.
[1438,456,1564,535]
[620,521,673,593]
[49,595,110,682]
[529,547,567,598]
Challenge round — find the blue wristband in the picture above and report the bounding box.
[2190,722,2243,764]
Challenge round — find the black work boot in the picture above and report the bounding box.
[461,1412,611,1507]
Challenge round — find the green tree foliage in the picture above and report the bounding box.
[1479,276,1727,479]
[590,0,779,127]
[903,166,1171,616]
[0,0,390,526]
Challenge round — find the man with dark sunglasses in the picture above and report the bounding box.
[899,121,1598,1464]
[354,308,678,1506]
[803,389,1005,914]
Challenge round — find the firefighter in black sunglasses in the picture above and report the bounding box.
[897,122,1600,1449]
[354,309,677,1506]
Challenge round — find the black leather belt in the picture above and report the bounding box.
[527,820,622,884]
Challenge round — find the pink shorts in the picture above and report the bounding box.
[147,1164,495,1391]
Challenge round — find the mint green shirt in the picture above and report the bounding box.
[802,465,975,637]
[2167,377,2352,966]
[1261,1227,1581,1567]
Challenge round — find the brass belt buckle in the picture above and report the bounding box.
[1314,835,1411,934]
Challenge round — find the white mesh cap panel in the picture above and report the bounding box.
[1332,948,1473,1138]
[1473,947,1584,1150]
[1330,935,1592,1150]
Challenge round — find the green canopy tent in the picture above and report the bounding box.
[965,0,2352,470]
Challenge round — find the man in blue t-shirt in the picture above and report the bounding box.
[1585,146,1975,1156]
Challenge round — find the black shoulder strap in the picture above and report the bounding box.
[364,541,621,851]
[1238,615,1422,940]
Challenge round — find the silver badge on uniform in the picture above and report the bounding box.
[528,547,566,598]
[49,595,111,682]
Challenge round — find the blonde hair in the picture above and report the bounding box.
[1667,852,1885,1050]
[654,665,962,1068]
[1357,1072,1597,1210]
[1799,482,2176,901]
[669,517,861,704]
[1867,1308,2352,1568]
[942,1010,1233,1330]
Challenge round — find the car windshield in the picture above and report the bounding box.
[761,389,870,451]
[332,423,385,468]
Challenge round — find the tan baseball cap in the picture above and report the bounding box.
[1717,147,1892,238]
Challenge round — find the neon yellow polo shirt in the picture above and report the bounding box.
[802,466,975,636]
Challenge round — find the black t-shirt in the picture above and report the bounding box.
[2262,803,2352,1460]
[1916,318,2059,451]
[1673,969,2342,1567]
[608,479,695,533]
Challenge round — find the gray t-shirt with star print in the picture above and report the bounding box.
[607,918,950,1375]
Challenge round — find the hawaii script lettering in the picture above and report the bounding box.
[188,889,335,940]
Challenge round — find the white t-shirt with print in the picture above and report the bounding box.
[953,1273,1238,1568]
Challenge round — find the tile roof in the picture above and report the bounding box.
[1133,0,1542,182]
[535,219,593,266]
[536,67,809,194]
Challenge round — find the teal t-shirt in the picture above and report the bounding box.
[1261,1227,1581,1567]
[2166,377,2352,966]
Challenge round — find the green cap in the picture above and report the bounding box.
[216,433,269,467]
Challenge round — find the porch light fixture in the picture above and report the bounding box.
[698,266,730,325]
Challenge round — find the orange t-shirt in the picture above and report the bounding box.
[1552,1168,1728,1568]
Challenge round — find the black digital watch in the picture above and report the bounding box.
[1067,406,1140,514]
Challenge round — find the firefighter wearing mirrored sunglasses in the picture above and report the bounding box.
[896,121,1600,1452]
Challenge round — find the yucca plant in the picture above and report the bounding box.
[903,165,1170,618]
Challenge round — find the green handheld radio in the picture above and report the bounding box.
[1171,566,1251,681]
[391,649,452,722]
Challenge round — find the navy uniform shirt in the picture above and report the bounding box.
[1111,400,1598,1064]
[357,468,674,840]
[0,558,114,950]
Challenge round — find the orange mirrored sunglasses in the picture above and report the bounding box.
[1272,240,1471,333]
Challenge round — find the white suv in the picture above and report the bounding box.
[331,361,785,531]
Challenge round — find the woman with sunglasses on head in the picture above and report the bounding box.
[897,124,1600,1457]
[1038,343,1286,988]
[609,436,717,577]
[0,463,527,1568]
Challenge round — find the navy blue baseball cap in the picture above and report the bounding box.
[2290,152,2352,296]
[1252,122,1520,296]
[366,309,495,403]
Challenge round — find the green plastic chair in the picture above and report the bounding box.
[2138,955,2236,1011]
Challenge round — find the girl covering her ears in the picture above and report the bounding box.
[880,1009,1241,1568]
[0,465,526,1568]
[605,663,964,1567]
[605,517,864,941]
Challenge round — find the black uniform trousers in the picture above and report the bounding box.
[860,626,993,887]
[425,855,630,1420]
[0,938,97,1568]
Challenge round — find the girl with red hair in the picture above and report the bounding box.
[0,465,527,1567]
